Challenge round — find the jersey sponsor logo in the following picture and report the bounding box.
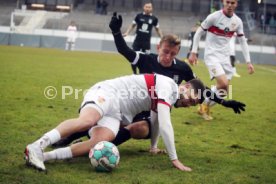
[173,75,179,83]
[139,24,150,33]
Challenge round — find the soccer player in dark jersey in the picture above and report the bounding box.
[109,12,246,146]
[123,2,163,74]
[52,12,246,149]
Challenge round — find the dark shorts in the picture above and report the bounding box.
[133,111,150,122]
[132,40,151,52]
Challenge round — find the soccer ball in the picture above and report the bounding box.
[89,141,120,172]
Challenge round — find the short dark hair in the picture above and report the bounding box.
[188,79,206,103]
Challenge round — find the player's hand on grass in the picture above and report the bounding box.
[109,12,122,34]
[188,52,198,66]
[221,100,246,114]
[172,160,192,172]
[247,63,255,74]
[149,148,167,154]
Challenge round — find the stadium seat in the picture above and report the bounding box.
[57,0,70,6]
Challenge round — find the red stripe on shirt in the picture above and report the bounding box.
[208,26,235,37]
[158,100,171,108]
[144,74,158,111]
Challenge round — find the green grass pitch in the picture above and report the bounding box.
[0,45,275,184]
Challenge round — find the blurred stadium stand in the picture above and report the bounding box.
[0,0,275,64]
[0,0,275,44]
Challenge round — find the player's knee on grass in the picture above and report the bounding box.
[127,120,149,139]
[89,126,116,143]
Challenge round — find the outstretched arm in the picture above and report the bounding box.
[109,12,136,63]
[188,27,205,66]
[237,35,255,74]
[203,87,246,114]
[155,103,192,171]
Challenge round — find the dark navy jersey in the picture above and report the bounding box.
[113,33,195,85]
[135,53,195,84]
[133,13,159,43]
[113,32,224,110]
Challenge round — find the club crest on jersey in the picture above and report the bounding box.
[224,27,230,34]
[148,19,152,24]
[173,75,179,83]
[97,96,105,104]
[211,68,216,75]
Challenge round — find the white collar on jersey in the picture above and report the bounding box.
[143,12,153,16]
[157,56,176,65]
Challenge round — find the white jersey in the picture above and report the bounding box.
[200,10,244,63]
[82,74,179,160]
[66,25,77,41]
[100,74,178,123]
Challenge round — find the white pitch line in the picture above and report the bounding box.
[257,66,276,73]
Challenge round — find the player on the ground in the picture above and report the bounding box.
[123,2,162,74]
[188,0,254,120]
[25,74,206,172]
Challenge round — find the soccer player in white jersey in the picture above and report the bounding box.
[24,74,205,172]
[188,0,254,120]
[65,21,77,51]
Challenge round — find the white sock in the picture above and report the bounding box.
[208,86,219,107]
[65,43,69,50]
[43,147,73,161]
[71,43,75,50]
[33,129,61,150]
[233,67,237,74]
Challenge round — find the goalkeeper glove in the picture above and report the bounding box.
[109,12,122,34]
[221,100,246,114]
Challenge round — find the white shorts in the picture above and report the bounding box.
[80,83,121,136]
[88,116,120,136]
[204,56,234,80]
[67,37,76,43]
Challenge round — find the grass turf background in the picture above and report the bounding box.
[0,45,275,184]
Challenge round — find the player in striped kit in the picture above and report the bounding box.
[25,74,205,172]
[188,0,254,120]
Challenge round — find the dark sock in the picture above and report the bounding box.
[112,128,131,146]
[52,131,88,148]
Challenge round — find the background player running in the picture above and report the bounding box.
[188,0,254,120]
